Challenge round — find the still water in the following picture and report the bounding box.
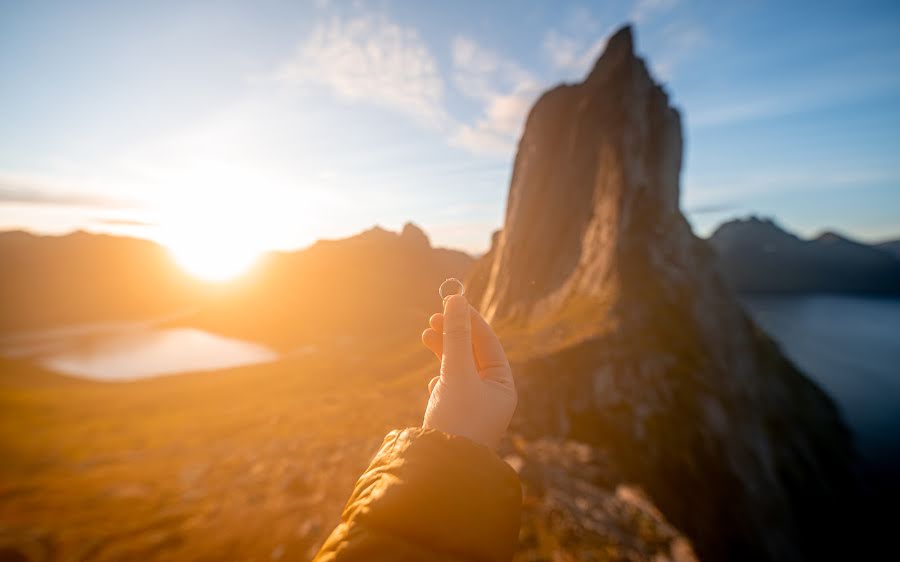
[0,322,278,380]
[742,295,900,469]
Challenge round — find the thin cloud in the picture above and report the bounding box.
[651,21,709,80]
[686,169,900,201]
[690,67,900,128]
[542,3,707,82]
[92,217,156,227]
[0,173,127,208]
[543,30,609,74]
[273,14,542,158]
[450,36,541,156]
[686,203,741,215]
[630,0,679,23]
[275,13,448,129]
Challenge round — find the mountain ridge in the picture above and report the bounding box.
[0,224,474,351]
[709,216,900,294]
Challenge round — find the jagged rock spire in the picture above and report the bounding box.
[468,26,859,562]
[477,24,682,327]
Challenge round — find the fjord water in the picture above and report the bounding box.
[742,295,900,473]
[1,323,278,380]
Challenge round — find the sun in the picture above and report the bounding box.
[154,179,283,282]
[168,238,261,282]
[160,212,265,283]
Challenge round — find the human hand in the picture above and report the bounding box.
[420,294,517,450]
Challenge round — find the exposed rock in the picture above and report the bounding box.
[470,25,859,561]
[505,435,699,562]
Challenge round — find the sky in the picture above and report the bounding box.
[1,0,899,256]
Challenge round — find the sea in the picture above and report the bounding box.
[741,294,900,478]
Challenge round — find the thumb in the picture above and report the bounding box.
[441,294,477,379]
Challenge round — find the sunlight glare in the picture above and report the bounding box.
[168,237,260,282]
[160,196,267,283]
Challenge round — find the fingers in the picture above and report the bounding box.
[427,376,440,394]
[441,295,478,379]
[421,328,442,359]
[423,313,444,359]
[429,313,443,332]
[423,306,509,383]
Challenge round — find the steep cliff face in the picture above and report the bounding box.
[478,26,682,331]
[471,26,859,562]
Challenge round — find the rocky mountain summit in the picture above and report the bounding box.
[472,26,859,561]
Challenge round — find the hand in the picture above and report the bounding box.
[420,294,517,450]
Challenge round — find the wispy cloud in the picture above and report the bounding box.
[450,36,541,156]
[690,97,790,128]
[630,0,679,23]
[541,6,610,75]
[275,13,448,128]
[686,169,900,201]
[0,172,128,208]
[542,30,610,74]
[651,21,708,80]
[685,202,741,215]
[91,217,156,227]
[271,11,575,158]
[542,2,706,81]
[690,64,900,128]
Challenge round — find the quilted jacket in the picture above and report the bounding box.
[313,427,522,561]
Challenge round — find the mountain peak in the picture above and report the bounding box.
[466,24,858,561]
[401,222,430,248]
[586,25,639,85]
[606,24,634,56]
[476,24,680,325]
[814,230,851,244]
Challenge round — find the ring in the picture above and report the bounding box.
[439,278,465,300]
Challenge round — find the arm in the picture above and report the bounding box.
[314,295,520,561]
[313,428,521,561]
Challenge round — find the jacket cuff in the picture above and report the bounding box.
[343,427,522,561]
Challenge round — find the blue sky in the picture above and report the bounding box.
[1,0,899,255]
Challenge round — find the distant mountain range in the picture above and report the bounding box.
[876,239,900,259]
[708,217,900,295]
[0,230,199,334]
[0,224,473,351]
[186,223,473,351]
[4,215,895,342]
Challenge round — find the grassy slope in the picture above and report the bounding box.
[0,344,434,561]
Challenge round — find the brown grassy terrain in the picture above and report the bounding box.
[0,228,699,561]
[0,343,435,561]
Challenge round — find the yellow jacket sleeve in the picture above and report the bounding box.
[313,427,522,561]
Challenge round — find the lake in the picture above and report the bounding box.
[0,321,279,381]
[741,294,900,473]
[3,295,896,469]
